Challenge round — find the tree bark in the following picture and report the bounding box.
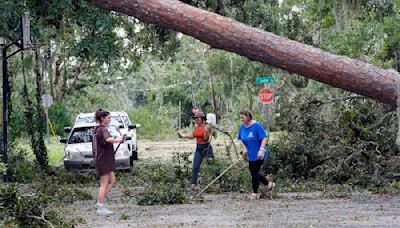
[34,48,49,170]
[88,0,398,108]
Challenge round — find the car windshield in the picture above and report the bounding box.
[122,116,130,126]
[76,117,96,125]
[76,115,125,128]
[68,127,93,144]
[68,126,121,144]
[110,116,124,128]
[107,125,121,137]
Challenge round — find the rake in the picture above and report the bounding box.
[190,156,244,199]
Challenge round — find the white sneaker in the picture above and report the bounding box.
[267,182,276,191]
[96,206,114,216]
[266,182,276,200]
[95,202,106,209]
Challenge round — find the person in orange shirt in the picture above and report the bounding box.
[178,111,213,192]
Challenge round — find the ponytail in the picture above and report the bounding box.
[94,109,110,123]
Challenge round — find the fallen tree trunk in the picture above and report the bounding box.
[89,0,398,108]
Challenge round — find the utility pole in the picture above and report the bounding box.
[209,73,218,120]
[2,12,30,182]
[189,80,197,108]
[178,100,181,131]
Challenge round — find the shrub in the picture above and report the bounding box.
[132,151,252,205]
[0,163,6,174]
[48,102,72,137]
[135,161,190,205]
[197,159,251,193]
[136,183,188,205]
[7,139,40,183]
[35,168,95,204]
[267,88,398,189]
[0,184,75,227]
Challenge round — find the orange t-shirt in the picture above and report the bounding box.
[193,123,209,144]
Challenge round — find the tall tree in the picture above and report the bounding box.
[88,0,398,108]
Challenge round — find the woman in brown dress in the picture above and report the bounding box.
[93,109,124,216]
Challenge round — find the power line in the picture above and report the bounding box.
[128,81,191,92]
[147,61,207,65]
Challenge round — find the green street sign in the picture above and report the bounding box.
[256,77,276,84]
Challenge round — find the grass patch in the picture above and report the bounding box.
[46,137,64,166]
[8,137,64,166]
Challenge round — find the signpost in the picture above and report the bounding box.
[22,12,31,49]
[258,89,273,104]
[256,76,276,135]
[259,89,273,134]
[256,77,276,85]
[42,94,53,143]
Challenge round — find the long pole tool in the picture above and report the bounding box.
[191,156,244,198]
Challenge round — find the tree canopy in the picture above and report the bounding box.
[88,0,399,107]
[0,0,398,189]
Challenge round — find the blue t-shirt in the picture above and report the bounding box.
[238,122,268,161]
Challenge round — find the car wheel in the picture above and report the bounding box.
[130,154,134,166]
[132,149,138,161]
[122,167,131,173]
[64,163,70,171]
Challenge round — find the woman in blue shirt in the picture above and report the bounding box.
[238,109,275,199]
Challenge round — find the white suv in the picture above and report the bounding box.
[65,111,140,166]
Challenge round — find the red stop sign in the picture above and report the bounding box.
[259,89,273,104]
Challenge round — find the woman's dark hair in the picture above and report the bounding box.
[239,109,253,120]
[95,109,110,123]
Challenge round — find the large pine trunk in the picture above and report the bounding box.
[89,0,398,108]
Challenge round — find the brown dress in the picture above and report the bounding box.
[93,125,115,177]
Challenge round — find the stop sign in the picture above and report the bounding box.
[259,89,273,104]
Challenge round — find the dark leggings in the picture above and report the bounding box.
[248,160,269,193]
[191,143,214,185]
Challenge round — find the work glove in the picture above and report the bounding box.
[257,148,265,160]
[177,132,185,138]
[242,149,248,158]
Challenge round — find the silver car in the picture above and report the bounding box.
[60,123,131,171]
[72,112,140,165]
